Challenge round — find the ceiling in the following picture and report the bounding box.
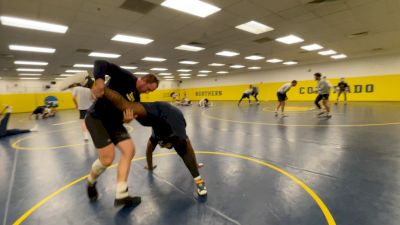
[0,0,399,80]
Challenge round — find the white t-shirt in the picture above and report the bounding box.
[317,79,331,95]
[277,83,292,94]
[72,86,94,110]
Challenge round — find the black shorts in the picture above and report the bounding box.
[318,94,330,100]
[85,113,130,148]
[277,92,287,102]
[79,110,88,119]
[241,93,250,99]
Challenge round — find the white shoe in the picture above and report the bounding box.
[30,125,38,132]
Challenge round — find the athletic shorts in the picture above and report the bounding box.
[79,110,88,119]
[318,94,330,100]
[277,92,287,102]
[85,113,130,148]
[241,93,250,98]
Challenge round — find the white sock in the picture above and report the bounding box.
[116,182,128,199]
[88,174,96,185]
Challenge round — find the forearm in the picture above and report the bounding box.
[103,88,146,116]
[146,140,155,167]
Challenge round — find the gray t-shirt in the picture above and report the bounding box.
[317,79,331,95]
[277,83,292,94]
[72,86,94,110]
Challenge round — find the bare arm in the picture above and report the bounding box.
[144,139,157,170]
[103,88,146,117]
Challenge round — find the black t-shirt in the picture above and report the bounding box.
[90,60,140,123]
[338,81,349,91]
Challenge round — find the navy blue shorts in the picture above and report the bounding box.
[277,92,287,102]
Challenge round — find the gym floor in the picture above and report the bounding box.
[1,101,400,225]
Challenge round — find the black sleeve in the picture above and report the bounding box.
[93,60,132,80]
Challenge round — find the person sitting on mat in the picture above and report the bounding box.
[1,106,37,138]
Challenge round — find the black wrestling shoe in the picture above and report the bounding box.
[114,196,142,207]
[87,182,98,201]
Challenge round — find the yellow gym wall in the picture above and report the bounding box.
[1,74,399,113]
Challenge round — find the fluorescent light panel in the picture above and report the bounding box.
[235,21,274,34]
[275,35,304,44]
[73,64,93,68]
[199,70,211,73]
[267,58,283,63]
[60,74,74,77]
[175,44,205,52]
[217,71,228,74]
[121,66,137,70]
[179,60,198,65]
[301,44,323,51]
[150,68,168,71]
[164,76,175,79]
[16,68,44,72]
[0,16,68,33]
[134,72,149,75]
[18,73,41,76]
[283,61,298,65]
[245,55,265,60]
[177,69,192,72]
[159,73,172,76]
[230,64,245,68]
[142,57,166,62]
[19,77,40,80]
[209,63,225,66]
[331,54,347,59]
[65,70,86,73]
[319,50,337,56]
[197,74,208,77]
[14,60,48,66]
[9,44,55,53]
[161,0,221,18]
[111,34,153,45]
[179,73,191,76]
[216,51,239,57]
[89,52,120,58]
[248,67,261,70]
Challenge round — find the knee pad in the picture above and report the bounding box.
[92,159,107,175]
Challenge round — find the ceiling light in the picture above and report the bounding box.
[230,65,245,68]
[199,70,211,73]
[318,50,337,56]
[14,60,48,66]
[60,74,74,77]
[150,68,168,71]
[177,69,192,72]
[18,73,41,76]
[89,52,121,58]
[209,63,225,66]
[245,55,265,60]
[248,67,261,70]
[217,71,228,74]
[9,44,55,53]
[0,16,68,33]
[179,60,199,65]
[301,44,323,51]
[142,57,166,62]
[266,58,283,63]
[161,0,221,18]
[283,61,298,65]
[159,73,172,76]
[111,34,153,45]
[216,51,239,57]
[181,76,191,79]
[164,76,175,79]
[16,68,44,72]
[121,66,137,70]
[73,64,93,68]
[175,44,205,52]
[134,72,149,75]
[197,74,208,77]
[235,21,274,34]
[275,35,304,44]
[166,79,175,81]
[19,77,40,80]
[331,54,347,59]
[179,73,191,76]
[65,70,86,73]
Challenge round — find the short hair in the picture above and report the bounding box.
[292,80,297,83]
[314,72,322,77]
[141,74,159,87]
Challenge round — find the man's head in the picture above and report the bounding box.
[340,77,345,82]
[291,80,297,87]
[136,74,159,93]
[314,72,322,80]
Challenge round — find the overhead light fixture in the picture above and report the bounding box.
[159,72,172,76]
[266,58,283,63]
[9,44,55,53]
[14,60,48,66]
[134,72,149,75]
[235,21,274,34]
[245,55,265,60]
[283,61,298,65]
[197,74,208,77]
[179,73,191,76]
[181,76,191,79]
[275,35,304,44]
[217,71,228,74]
[19,77,40,80]
[65,69,86,73]
[73,64,93,68]
[60,74,74,77]
[164,76,175,79]
[209,63,225,66]
[161,0,221,18]
[177,69,192,72]
[301,44,323,51]
[248,67,261,70]
[0,16,68,33]
[121,66,137,70]
[150,68,168,71]
[55,78,65,80]
[111,34,153,45]
[216,51,239,57]
[331,54,347,59]
[175,44,205,52]
[318,50,337,56]
[16,68,44,72]
[199,70,211,73]
[18,73,42,76]
[142,57,166,62]
[89,52,121,58]
[179,60,199,65]
[166,78,175,81]
[230,64,245,68]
